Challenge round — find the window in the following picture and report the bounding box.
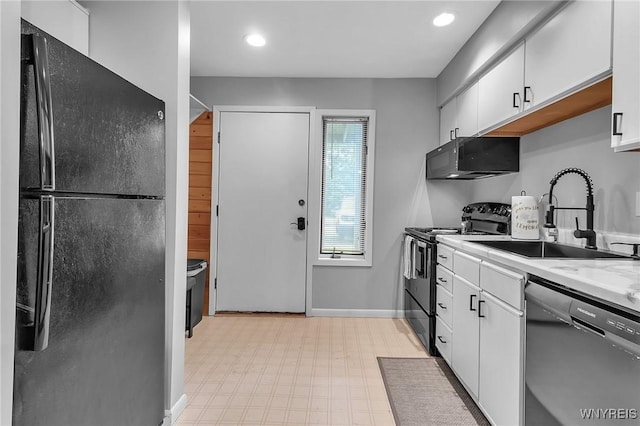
[317,110,375,265]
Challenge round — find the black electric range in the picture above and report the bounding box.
[403,202,511,355]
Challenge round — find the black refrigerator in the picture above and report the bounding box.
[14,20,166,426]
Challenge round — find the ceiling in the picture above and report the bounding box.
[190,1,501,78]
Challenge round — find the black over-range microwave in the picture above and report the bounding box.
[426,136,520,180]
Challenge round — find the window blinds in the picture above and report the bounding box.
[320,117,368,255]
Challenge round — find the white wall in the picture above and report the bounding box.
[0,3,21,424]
[84,1,190,423]
[191,77,470,314]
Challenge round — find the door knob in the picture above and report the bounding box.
[290,217,306,230]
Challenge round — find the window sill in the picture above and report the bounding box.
[314,256,372,267]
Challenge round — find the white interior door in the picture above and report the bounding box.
[216,111,309,312]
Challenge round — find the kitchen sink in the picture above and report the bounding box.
[472,240,633,259]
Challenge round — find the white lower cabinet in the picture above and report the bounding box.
[443,244,525,425]
[451,275,480,398]
[435,316,453,365]
[478,292,524,426]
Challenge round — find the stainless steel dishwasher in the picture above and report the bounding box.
[525,276,640,425]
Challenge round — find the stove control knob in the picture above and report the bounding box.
[462,205,473,214]
[478,205,487,213]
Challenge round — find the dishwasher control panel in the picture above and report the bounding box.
[570,301,640,344]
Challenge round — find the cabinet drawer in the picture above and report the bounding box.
[436,284,453,328]
[435,316,453,366]
[453,251,480,284]
[480,262,525,310]
[435,265,453,293]
[436,244,454,270]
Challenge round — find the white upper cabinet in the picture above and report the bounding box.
[456,83,479,138]
[478,43,525,132]
[439,99,457,146]
[474,1,613,135]
[611,0,640,151]
[439,83,479,146]
[524,0,612,110]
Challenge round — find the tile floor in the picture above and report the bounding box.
[176,315,429,425]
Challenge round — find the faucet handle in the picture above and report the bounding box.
[573,216,597,250]
[610,242,640,259]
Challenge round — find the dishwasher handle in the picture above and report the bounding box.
[571,316,604,337]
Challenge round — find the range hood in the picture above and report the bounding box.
[426,136,520,180]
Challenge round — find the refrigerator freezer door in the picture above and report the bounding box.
[20,20,165,197]
[14,197,165,426]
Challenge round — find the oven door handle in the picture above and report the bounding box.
[415,240,428,278]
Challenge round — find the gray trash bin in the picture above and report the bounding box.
[186,259,207,338]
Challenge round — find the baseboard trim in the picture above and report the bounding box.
[165,393,187,425]
[309,308,403,318]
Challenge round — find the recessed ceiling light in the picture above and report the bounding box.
[433,12,455,27]
[244,34,266,47]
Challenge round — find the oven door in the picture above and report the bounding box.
[406,240,434,315]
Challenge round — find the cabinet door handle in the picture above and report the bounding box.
[613,112,623,136]
[449,129,454,141]
[469,294,476,311]
[437,336,447,344]
[438,302,447,310]
[437,254,447,259]
[523,86,532,103]
[437,277,447,284]
[454,127,459,138]
[512,92,521,109]
[478,299,486,318]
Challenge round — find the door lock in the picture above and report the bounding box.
[290,217,306,230]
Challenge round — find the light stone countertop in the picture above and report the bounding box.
[436,234,640,314]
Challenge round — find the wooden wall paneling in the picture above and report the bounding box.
[188,224,211,240]
[189,162,212,176]
[188,212,210,225]
[188,111,213,317]
[189,187,211,200]
[190,149,213,162]
[190,124,212,137]
[188,175,211,188]
[188,199,211,212]
[190,136,213,150]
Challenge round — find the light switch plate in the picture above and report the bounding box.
[636,192,640,217]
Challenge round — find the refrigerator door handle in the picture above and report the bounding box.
[33,195,55,351]
[27,34,56,191]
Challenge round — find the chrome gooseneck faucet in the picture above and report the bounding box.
[544,168,597,249]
